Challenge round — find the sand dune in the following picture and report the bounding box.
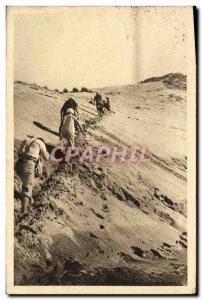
[14,74,187,285]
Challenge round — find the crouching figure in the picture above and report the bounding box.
[15,137,50,215]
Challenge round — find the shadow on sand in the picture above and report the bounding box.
[33,121,59,138]
[79,106,97,116]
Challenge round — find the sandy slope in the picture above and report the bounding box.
[13,76,187,285]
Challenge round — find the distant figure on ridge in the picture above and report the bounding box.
[105,97,111,111]
[93,91,103,117]
[102,97,111,113]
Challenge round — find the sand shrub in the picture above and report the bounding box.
[72,87,79,93]
[81,87,93,93]
[63,88,68,93]
[81,87,88,92]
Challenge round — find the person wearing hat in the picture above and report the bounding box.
[59,97,79,139]
[60,108,84,146]
[15,137,50,215]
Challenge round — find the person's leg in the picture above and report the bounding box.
[97,106,100,116]
[69,133,75,147]
[66,132,75,148]
[21,190,32,215]
[20,161,35,214]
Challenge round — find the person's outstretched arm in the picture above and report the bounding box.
[60,102,66,120]
[75,106,79,117]
[60,107,64,120]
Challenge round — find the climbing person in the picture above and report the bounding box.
[101,99,107,114]
[93,91,102,106]
[102,97,111,112]
[59,97,79,139]
[15,137,50,215]
[93,91,103,117]
[60,108,85,147]
[106,97,111,111]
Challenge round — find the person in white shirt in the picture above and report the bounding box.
[16,137,50,215]
[60,108,84,146]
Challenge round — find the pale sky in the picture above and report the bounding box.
[14,7,190,90]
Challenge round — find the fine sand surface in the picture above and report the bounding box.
[14,74,187,285]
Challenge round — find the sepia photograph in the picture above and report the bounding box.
[6,6,196,295]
